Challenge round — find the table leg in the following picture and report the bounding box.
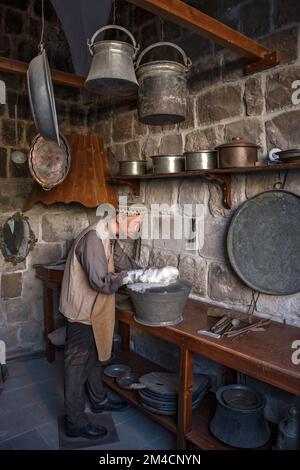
[43,283,55,363]
[120,321,130,351]
[177,348,194,449]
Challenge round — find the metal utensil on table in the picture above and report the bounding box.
[104,364,131,378]
[151,155,185,174]
[223,319,271,338]
[128,280,191,327]
[227,190,300,295]
[28,134,71,190]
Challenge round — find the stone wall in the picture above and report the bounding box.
[1,0,300,361]
[0,0,97,357]
[103,0,300,331]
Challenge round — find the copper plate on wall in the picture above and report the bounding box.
[28,134,71,191]
[227,190,300,295]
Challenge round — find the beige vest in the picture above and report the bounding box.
[59,223,115,362]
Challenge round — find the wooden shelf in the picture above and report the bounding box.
[103,350,274,450]
[186,394,274,450]
[102,350,177,435]
[107,162,300,209]
[127,0,279,74]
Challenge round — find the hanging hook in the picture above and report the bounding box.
[38,0,45,52]
[273,169,288,190]
[160,17,165,41]
[113,0,117,25]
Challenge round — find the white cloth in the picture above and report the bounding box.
[124,266,179,292]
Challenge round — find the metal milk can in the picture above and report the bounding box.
[135,41,192,125]
[85,25,139,96]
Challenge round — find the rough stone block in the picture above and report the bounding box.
[208,262,251,306]
[0,147,7,177]
[133,113,148,136]
[197,85,242,125]
[0,256,26,273]
[178,254,207,296]
[240,0,271,38]
[5,298,29,323]
[18,319,44,351]
[92,119,112,146]
[222,50,247,82]
[159,134,183,155]
[184,125,224,151]
[199,219,228,262]
[1,272,22,299]
[145,180,178,210]
[256,291,300,326]
[112,112,133,142]
[1,119,23,146]
[266,66,300,112]
[245,171,279,199]
[208,174,246,219]
[283,170,300,197]
[224,118,265,158]
[41,210,89,242]
[69,104,87,127]
[0,180,34,212]
[141,135,160,158]
[125,140,141,160]
[179,178,208,209]
[244,77,264,116]
[10,155,31,178]
[176,31,212,64]
[273,0,300,28]
[262,28,298,65]
[179,96,195,130]
[266,110,300,150]
[28,243,62,266]
[189,56,221,94]
[0,325,20,355]
[26,122,38,146]
[149,249,179,268]
[4,8,23,34]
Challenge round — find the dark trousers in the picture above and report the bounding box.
[64,321,106,430]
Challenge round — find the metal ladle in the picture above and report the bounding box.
[11,103,27,165]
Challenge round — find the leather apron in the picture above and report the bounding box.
[91,243,115,362]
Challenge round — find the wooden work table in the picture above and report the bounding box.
[113,300,300,449]
[35,264,300,449]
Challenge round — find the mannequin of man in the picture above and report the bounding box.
[60,212,142,439]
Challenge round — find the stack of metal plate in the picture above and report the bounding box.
[277,149,300,163]
[138,372,209,415]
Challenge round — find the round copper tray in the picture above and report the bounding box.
[28,134,71,190]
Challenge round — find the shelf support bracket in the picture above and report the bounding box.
[206,173,232,209]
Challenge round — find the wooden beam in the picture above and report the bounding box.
[127,0,278,63]
[0,56,85,88]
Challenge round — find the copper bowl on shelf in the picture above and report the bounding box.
[216,137,259,169]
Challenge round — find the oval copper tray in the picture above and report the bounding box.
[28,134,71,190]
